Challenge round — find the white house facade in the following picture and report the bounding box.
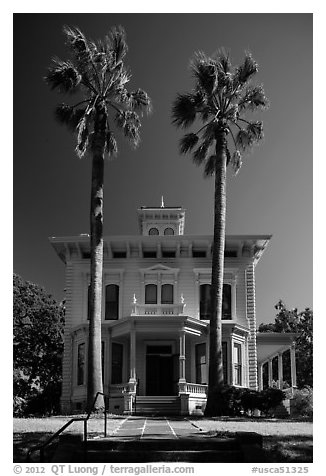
[50,204,295,415]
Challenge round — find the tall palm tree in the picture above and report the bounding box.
[172,49,268,416]
[45,25,151,411]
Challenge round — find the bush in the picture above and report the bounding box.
[290,386,313,418]
[240,388,261,416]
[256,387,286,416]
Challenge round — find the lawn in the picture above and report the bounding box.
[13,415,313,463]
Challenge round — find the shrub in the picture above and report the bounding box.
[240,388,261,415]
[290,386,313,418]
[257,387,286,416]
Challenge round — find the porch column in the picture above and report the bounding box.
[178,330,186,392]
[290,344,297,388]
[278,352,283,389]
[258,363,263,391]
[128,325,137,393]
[268,359,273,387]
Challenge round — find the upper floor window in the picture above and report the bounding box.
[145,284,158,304]
[105,284,119,320]
[145,283,174,305]
[161,284,174,304]
[164,227,174,235]
[149,227,159,235]
[199,283,232,320]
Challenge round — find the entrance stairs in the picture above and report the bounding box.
[134,396,180,415]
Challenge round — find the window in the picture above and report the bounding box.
[162,250,176,258]
[233,343,242,386]
[149,228,159,235]
[195,343,207,384]
[222,284,232,320]
[143,251,157,258]
[113,251,126,258]
[105,284,119,320]
[145,284,157,304]
[199,283,232,320]
[192,250,206,258]
[200,284,211,320]
[161,284,174,304]
[77,343,85,385]
[164,227,174,235]
[112,343,123,384]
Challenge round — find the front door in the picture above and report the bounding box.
[146,345,174,395]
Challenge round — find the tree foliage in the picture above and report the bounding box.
[13,273,65,415]
[258,300,313,388]
[45,25,152,160]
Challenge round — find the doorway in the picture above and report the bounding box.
[146,345,174,395]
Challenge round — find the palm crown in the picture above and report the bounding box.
[172,50,269,175]
[45,25,152,158]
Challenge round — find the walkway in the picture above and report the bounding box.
[111,416,202,440]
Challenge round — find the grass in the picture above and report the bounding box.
[13,415,313,463]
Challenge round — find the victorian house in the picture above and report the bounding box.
[50,203,297,415]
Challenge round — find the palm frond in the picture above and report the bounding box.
[179,133,199,154]
[45,58,81,93]
[75,117,89,158]
[247,121,264,142]
[108,26,128,64]
[238,85,269,111]
[128,89,152,114]
[190,51,218,96]
[55,104,88,130]
[230,150,243,175]
[192,139,211,166]
[171,93,197,128]
[203,154,217,177]
[105,131,118,157]
[235,128,253,151]
[234,52,258,86]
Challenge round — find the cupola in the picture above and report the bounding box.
[137,197,186,236]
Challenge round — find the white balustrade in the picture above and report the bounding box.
[131,303,185,316]
[184,382,208,395]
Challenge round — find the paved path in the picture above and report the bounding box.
[111,416,202,440]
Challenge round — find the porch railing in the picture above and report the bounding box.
[183,382,208,395]
[131,303,185,316]
[109,383,130,395]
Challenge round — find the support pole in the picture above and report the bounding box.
[278,353,283,389]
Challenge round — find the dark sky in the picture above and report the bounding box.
[13,13,312,324]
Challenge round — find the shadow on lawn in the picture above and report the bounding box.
[263,434,313,463]
[13,432,58,463]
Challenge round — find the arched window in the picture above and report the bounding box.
[145,284,157,304]
[200,284,211,320]
[148,227,159,235]
[199,283,232,320]
[161,284,174,304]
[105,284,119,320]
[164,227,174,235]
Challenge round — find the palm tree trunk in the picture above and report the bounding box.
[204,127,227,417]
[87,101,106,411]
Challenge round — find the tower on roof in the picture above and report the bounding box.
[137,203,186,236]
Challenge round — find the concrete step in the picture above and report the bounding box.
[135,396,180,415]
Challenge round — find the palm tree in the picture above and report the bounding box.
[45,25,151,411]
[172,49,269,416]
